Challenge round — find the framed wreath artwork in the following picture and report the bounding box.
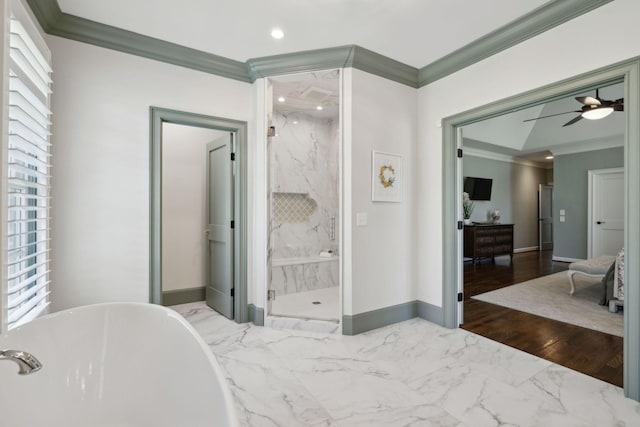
[371,150,402,202]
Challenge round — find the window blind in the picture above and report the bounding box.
[6,17,52,329]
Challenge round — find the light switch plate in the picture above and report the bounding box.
[560,209,566,215]
[560,216,565,223]
[356,213,368,226]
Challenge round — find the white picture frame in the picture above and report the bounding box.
[371,150,403,202]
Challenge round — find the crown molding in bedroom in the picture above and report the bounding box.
[417,0,614,87]
[26,0,611,88]
[549,134,624,156]
[462,146,549,169]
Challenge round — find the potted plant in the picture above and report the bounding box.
[463,192,474,225]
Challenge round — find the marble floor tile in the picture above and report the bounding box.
[171,302,640,427]
[517,364,640,427]
[333,403,465,427]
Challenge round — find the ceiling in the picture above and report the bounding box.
[53,1,622,163]
[463,82,625,167]
[272,70,340,119]
[56,0,549,69]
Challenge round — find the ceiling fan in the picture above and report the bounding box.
[524,89,624,127]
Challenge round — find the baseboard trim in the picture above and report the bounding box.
[249,304,265,326]
[552,256,582,263]
[343,301,417,335]
[416,300,445,326]
[162,287,205,306]
[514,246,539,254]
[342,299,447,335]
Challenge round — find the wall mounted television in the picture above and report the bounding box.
[464,177,492,201]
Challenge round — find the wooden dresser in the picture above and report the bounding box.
[464,224,514,264]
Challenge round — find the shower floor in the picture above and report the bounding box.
[270,286,340,321]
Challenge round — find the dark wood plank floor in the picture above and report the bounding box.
[462,251,624,387]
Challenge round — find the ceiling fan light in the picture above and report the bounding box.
[582,106,614,120]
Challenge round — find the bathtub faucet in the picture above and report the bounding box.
[0,349,43,375]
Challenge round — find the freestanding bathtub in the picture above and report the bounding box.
[0,303,238,427]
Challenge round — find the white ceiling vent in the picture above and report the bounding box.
[301,86,333,102]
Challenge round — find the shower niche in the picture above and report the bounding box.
[266,70,341,333]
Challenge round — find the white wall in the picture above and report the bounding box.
[162,123,226,292]
[48,36,253,311]
[46,0,640,317]
[417,0,640,305]
[348,68,417,315]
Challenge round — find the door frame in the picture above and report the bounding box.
[587,167,624,259]
[442,57,640,400]
[149,107,249,323]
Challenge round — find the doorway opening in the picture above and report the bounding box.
[264,69,343,333]
[149,107,249,323]
[162,124,229,310]
[442,58,640,400]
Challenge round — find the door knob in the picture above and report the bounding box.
[596,221,605,225]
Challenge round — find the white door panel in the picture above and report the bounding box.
[589,169,624,258]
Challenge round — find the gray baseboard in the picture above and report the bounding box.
[416,300,445,326]
[342,300,447,335]
[249,304,265,326]
[162,287,205,306]
[342,301,417,335]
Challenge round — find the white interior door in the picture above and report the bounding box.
[538,184,553,251]
[206,134,234,319]
[589,168,624,258]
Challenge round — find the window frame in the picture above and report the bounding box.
[1,0,52,333]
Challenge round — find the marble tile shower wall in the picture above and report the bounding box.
[269,112,339,295]
[271,261,339,296]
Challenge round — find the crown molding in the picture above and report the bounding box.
[247,46,354,81]
[247,45,419,87]
[27,0,611,88]
[347,46,419,88]
[463,147,548,169]
[417,0,613,87]
[24,0,62,33]
[550,134,624,156]
[26,0,252,83]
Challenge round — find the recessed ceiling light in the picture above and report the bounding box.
[545,155,554,160]
[316,106,323,111]
[271,28,284,39]
[293,120,298,125]
[277,96,285,103]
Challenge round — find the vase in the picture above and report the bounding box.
[464,219,471,225]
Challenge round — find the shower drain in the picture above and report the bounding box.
[312,301,322,305]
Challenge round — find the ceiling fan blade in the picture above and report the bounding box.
[562,115,583,127]
[613,98,624,111]
[576,96,601,106]
[523,110,581,122]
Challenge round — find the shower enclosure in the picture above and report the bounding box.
[266,70,341,333]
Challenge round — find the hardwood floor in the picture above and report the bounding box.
[462,250,624,387]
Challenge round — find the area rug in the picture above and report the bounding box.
[472,271,623,337]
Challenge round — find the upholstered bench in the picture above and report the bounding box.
[567,255,616,295]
